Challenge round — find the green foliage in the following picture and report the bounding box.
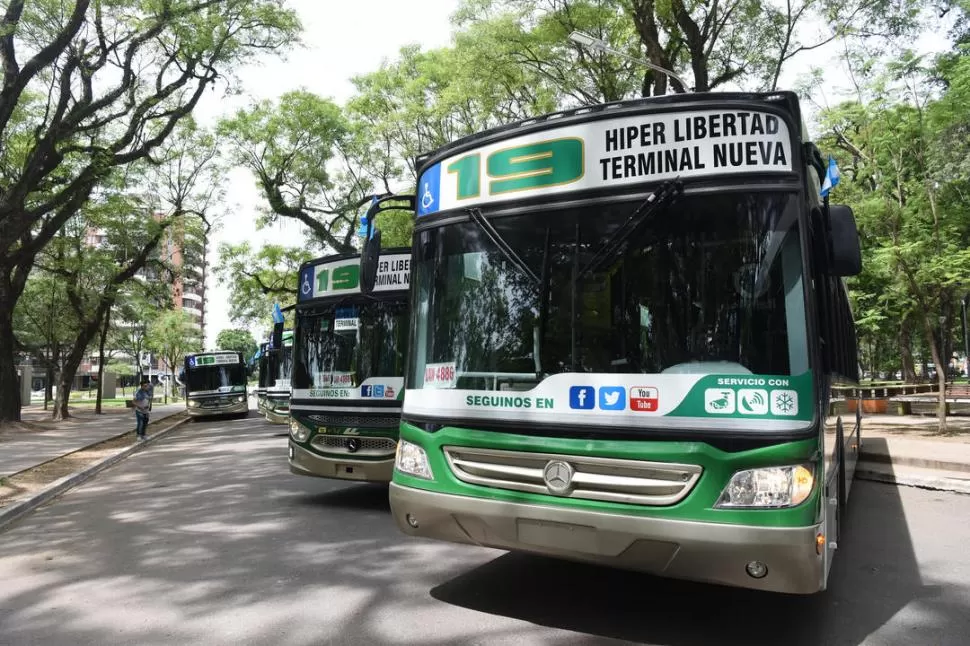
[147,310,203,379]
[219,91,368,253]
[215,242,313,328]
[216,329,259,360]
[0,0,300,420]
[105,362,135,377]
[814,47,970,391]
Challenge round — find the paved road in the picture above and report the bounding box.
[0,414,968,645]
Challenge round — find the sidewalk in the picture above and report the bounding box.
[854,415,970,494]
[0,403,184,479]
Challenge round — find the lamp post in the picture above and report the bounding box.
[567,31,690,93]
[962,294,970,379]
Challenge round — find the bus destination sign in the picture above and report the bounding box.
[298,253,410,302]
[417,109,793,216]
[188,354,238,369]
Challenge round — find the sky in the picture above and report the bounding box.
[192,1,951,349]
[193,0,462,348]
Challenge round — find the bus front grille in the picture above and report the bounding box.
[311,435,397,456]
[304,414,400,429]
[443,446,702,506]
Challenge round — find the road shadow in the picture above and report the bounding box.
[430,438,950,646]
[293,482,391,513]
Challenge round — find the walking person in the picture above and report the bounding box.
[133,379,151,441]
[147,378,156,412]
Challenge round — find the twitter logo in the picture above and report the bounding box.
[599,386,626,410]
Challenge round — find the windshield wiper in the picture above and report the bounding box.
[578,178,684,279]
[467,208,540,284]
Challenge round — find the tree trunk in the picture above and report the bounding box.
[95,307,111,415]
[44,358,55,411]
[0,279,22,422]
[52,309,112,421]
[922,320,949,433]
[900,323,917,382]
[53,365,73,421]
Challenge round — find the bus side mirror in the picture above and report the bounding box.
[360,227,382,294]
[271,322,284,350]
[828,204,862,277]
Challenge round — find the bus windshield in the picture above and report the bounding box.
[278,344,293,384]
[293,299,409,389]
[409,190,809,390]
[258,351,269,389]
[186,363,247,393]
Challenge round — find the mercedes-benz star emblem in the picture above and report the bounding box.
[542,460,575,496]
[346,438,360,453]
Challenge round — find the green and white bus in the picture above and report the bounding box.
[184,350,249,419]
[288,247,411,481]
[265,330,294,424]
[387,91,862,594]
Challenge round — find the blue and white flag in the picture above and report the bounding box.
[358,196,379,239]
[272,302,285,324]
[820,156,841,197]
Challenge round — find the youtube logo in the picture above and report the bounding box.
[630,386,659,412]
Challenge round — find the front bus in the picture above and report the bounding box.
[288,247,412,481]
[184,351,249,419]
[389,92,863,594]
[265,330,293,424]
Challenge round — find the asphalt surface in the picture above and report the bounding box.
[0,413,968,645]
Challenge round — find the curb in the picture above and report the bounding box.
[0,414,191,532]
[858,448,970,475]
[857,463,970,496]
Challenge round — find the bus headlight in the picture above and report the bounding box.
[395,440,434,480]
[289,418,311,442]
[715,465,814,508]
[187,400,200,408]
[235,395,245,403]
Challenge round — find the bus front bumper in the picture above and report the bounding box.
[265,408,290,424]
[389,483,824,594]
[187,400,249,417]
[289,442,395,482]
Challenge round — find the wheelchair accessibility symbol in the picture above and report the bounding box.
[421,182,434,210]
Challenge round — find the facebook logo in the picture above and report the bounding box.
[360,385,372,397]
[569,386,595,410]
[599,386,626,410]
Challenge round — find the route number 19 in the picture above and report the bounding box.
[317,265,360,293]
[446,138,584,199]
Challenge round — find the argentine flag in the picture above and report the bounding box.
[358,196,379,239]
[820,156,841,197]
[272,302,285,324]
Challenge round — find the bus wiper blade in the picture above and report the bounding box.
[579,178,683,278]
[467,208,540,284]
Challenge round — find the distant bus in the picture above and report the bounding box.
[183,350,249,419]
[265,330,293,424]
[255,342,270,415]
